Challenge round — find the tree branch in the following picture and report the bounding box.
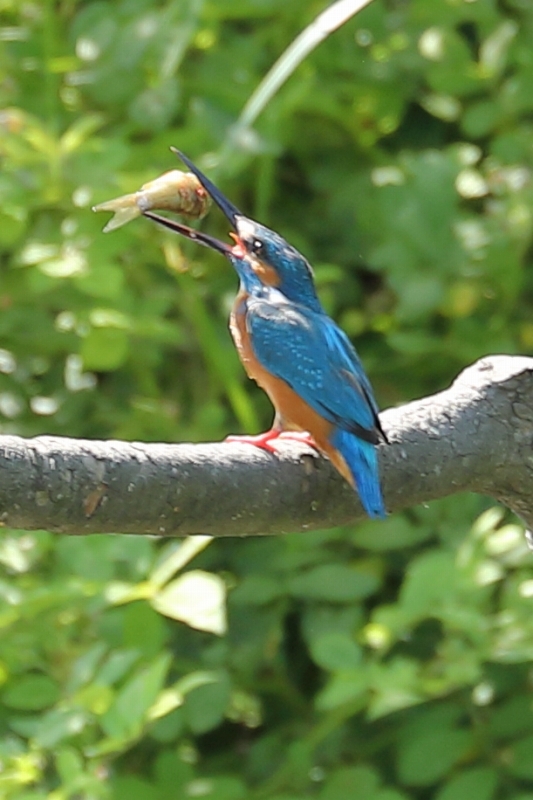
[1,355,532,536]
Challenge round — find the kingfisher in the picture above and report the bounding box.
[144,152,387,519]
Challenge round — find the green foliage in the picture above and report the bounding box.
[1,0,533,798]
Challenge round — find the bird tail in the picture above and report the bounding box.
[330,428,386,519]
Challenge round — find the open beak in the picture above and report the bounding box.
[143,150,248,258]
[171,148,243,229]
[143,210,234,257]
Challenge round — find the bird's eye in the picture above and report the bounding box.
[252,239,265,256]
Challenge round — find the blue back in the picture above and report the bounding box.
[231,235,384,441]
[241,282,380,443]
[230,258,385,516]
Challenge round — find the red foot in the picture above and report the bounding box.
[277,431,318,450]
[224,429,283,454]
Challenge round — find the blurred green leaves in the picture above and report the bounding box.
[2,0,533,798]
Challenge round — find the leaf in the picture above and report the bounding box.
[184,776,247,800]
[229,574,284,605]
[148,670,219,721]
[147,687,184,721]
[507,734,533,780]
[151,570,227,635]
[353,516,433,551]
[315,669,367,712]
[94,650,141,686]
[81,327,129,371]
[100,653,171,741]
[309,632,362,671]
[320,766,379,800]
[399,551,458,619]
[55,747,84,787]
[3,675,60,710]
[72,684,114,716]
[435,767,498,800]
[183,672,231,734]
[488,695,533,739]
[288,564,380,602]
[397,727,472,786]
[60,113,106,154]
[479,20,517,78]
[367,658,423,719]
[66,642,107,693]
[104,580,153,605]
[31,708,89,748]
[110,775,157,800]
[75,263,125,299]
[149,536,213,589]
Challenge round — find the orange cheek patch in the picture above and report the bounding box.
[253,261,281,287]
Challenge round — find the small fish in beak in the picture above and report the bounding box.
[93,169,212,232]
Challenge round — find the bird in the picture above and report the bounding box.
[143,152,387,519]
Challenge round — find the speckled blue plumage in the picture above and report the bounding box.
[233,254,386,517]
[243,283,379,441]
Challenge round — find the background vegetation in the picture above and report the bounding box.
[2,0,533,797]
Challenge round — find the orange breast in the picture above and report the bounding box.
[230,293,355,488]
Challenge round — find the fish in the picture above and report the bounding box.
[93,170,212,232]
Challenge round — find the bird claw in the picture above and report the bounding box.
[276,431,318,450]
[224,429,319,454]
[224,429,282,454]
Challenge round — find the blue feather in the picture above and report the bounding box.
[330,428,386,519]
[245,290,380,443]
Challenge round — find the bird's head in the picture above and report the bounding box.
[151,150,322,311]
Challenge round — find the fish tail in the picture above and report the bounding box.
[92,195,140,232]
[330,428,386,519]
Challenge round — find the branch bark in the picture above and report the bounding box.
[1,355,532,536]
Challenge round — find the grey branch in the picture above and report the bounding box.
[1,355,532,537]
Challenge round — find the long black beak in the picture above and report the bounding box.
[171,148,242,229]
[143,211,232,257]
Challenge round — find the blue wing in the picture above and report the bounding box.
[245,292,383,444]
